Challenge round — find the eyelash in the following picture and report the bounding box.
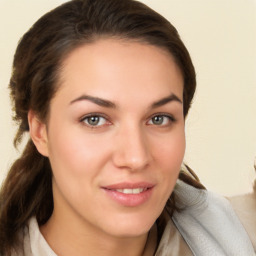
[79,113,176,128]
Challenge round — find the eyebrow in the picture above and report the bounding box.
[70,95,116,108]
[70,93,182,108]
[151,93,183,108]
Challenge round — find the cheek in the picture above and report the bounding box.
[154,129,185,170]
[46,124,111,182]
[46,131,111,207]
[166,135,185,169]
[153,130,185,193]
[145,130,185,217]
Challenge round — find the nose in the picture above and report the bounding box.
[112,124,150,171]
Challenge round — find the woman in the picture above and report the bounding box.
[0,0,254,255]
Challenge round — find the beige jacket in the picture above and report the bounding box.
[229,180,256,252]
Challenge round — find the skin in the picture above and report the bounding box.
[29,39,185,256]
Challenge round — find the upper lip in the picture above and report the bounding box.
[102,182,155,190]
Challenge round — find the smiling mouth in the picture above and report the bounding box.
[102,185,154,206]
[110,188,148,194]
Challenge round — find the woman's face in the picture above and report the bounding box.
[40,39,185,238]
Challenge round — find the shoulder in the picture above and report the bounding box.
[8,223,30,256]
[11,217,56,256]
[171,179,255,255]
[229,180,256,251]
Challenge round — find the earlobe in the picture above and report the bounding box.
[28,110,49,157]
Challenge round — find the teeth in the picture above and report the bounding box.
[116,188,145,194]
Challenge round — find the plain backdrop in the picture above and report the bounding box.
[0,0,255,196]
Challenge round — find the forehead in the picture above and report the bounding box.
[55,39,183,104]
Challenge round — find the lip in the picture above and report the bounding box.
[102,182,155,207]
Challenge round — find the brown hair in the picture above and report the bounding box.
[0,0,203,253]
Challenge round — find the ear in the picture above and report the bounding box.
[28,110,49,157]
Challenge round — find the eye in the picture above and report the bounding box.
[80,114,109,127]
[147,114,175,126]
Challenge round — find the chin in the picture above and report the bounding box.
[104,212,157,238]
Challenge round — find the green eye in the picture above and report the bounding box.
[81,115,108,127]
[87,116,101,126]
[152,116,165,125]
[148,114,175,126]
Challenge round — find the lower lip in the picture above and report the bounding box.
[102,188,153,207]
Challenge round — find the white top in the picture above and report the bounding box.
[14,180,255,256]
